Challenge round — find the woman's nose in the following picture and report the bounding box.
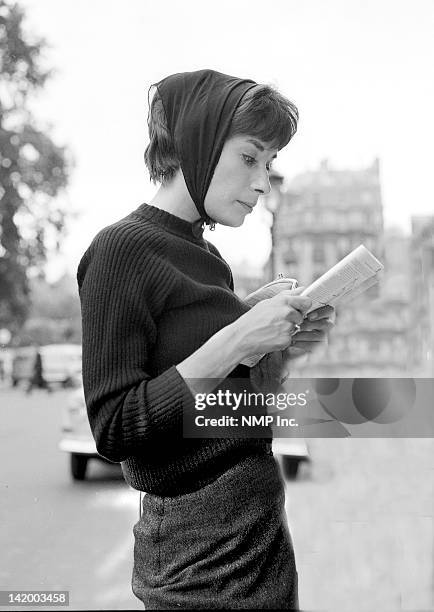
[251,168,271,195]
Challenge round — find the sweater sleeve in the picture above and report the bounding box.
[77,224,195,463]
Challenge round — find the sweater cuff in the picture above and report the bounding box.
[145,365,196,435]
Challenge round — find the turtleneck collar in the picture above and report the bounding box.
[133,203,207,242]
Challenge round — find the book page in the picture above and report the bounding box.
[301,245,383,313]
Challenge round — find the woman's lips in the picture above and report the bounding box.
[237,200,254,212]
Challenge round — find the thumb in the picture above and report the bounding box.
[291,286,306,295]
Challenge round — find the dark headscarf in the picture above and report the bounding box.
[154,69,257,227]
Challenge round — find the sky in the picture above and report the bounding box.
[17,0,434,281]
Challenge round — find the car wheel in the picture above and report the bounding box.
[70,454,88,481]
[282,456,301,480]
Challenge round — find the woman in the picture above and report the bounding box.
[78,69,333,610]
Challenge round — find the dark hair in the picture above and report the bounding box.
[144,83,299,184]
[144,87,179,185]
[227,84,299,151]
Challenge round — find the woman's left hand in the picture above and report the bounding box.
[250,350,290,394]
[288,305,335,360]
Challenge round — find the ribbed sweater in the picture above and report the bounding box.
[77,203,272,495]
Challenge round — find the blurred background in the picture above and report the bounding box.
[0,1,433,610]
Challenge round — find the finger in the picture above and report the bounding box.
[287,310,304,326]
[288,286,306,295]
[298,319,335,332]
[288,348,309,359]
[265,351,285,369]
[290,342,314,354]
[306,305,335,321]
[280,293,312,313]
[291,330,327,342]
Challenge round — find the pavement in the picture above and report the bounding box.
[1,386,433,611]
[286,438,434,611]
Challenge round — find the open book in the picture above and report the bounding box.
[241,244,384,368]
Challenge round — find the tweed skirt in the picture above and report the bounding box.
[132,453,299,610]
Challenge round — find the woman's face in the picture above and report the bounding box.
[204,135,278,227]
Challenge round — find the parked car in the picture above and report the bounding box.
[11,344,82,389]
[11,346,36,387]
[272,437,310,479]
[59,379,108,480]
[40,344,82,387]
[60,377,309,481]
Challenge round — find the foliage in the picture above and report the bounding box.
[0,0,71,334]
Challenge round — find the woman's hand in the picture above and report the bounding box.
[231,291,312,360]
[250,350,290,394]
[249,304,335,392]
[287,305,335,360]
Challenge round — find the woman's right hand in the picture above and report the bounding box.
[232,290,312,359]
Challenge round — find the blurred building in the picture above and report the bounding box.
[273,158,384,284]
[261,169,285,282]
[410,216,434,375]
[267,159,412,377]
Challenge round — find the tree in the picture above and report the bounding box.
[0,0,71,336]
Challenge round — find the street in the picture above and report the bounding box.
[1,387,433,611]
[0,387,142,611]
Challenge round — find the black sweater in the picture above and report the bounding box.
[77,203,271,495]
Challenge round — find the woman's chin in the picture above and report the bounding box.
[218,218,245,228]
[206,201,250,228]
[215,212,246,228]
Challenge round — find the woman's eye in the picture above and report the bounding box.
[242,154,273,171]
[242,154,256,166]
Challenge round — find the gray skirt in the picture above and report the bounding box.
[132,453,299,610]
